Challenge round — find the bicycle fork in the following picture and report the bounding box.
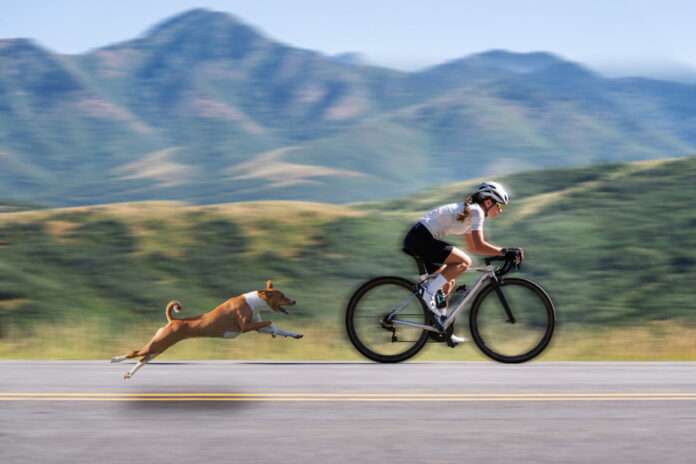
[492,282,516,324]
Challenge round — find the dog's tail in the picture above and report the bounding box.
[165,300,182,322]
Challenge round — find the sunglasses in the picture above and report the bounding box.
[496,203,505,213]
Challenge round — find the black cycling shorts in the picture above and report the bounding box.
[403,222,453,274]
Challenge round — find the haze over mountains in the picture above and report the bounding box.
[2,8,696,206]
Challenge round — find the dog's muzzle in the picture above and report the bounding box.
[279,300,296,314]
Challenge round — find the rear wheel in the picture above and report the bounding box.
[346,276,430,363]
[469,277,555,363]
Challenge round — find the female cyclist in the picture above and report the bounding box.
[402,181,523,338]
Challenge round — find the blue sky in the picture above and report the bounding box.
[2,0,696,76]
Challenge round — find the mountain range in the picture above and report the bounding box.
[2,8,696,206]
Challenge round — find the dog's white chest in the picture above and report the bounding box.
[224,292,268,339]
[243,291,270,313]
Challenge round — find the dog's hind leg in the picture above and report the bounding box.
[111,348,147,364]
[123,354,155,380]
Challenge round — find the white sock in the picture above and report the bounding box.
[425,274,448,296]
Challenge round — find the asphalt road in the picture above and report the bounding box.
[2,361,696,464]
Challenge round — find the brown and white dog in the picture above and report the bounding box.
[111,280,303,379]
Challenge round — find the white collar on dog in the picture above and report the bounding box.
[243,291,271,312]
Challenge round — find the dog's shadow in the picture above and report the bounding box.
[119,399,253,413]
[117,386,256,413]
[115,364,255,413]
[113,361,380,413]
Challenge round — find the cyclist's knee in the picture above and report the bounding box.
[446,261,469,276]
[458,256,472,271]
[448,248,472,268]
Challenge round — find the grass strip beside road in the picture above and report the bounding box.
[2,320,696,360]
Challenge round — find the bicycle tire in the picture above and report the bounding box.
[469,277,555,363]
[345,276,431,363]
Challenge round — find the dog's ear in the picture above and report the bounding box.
[266,280,273,289]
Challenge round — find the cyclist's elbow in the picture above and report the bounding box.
[469,239,486,254]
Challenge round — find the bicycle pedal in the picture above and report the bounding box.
[447,334,467,347]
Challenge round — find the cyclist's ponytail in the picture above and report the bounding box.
[456,192,487,222]
[456,193,474,222]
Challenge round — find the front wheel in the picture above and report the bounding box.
[345,276,431,363]
[469,277,555,363]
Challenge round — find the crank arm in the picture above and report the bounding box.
[391,319,441,333]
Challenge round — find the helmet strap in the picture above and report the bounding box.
[482,198,495,216]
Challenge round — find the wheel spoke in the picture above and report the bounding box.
[346,277,430,363]
[470,278,555,363]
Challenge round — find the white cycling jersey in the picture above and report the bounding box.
[419,202,485,240]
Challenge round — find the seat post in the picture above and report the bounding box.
[402,248,428,277]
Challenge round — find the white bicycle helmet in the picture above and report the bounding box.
[476,181,510,205]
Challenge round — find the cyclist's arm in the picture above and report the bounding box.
[465,230,503,256]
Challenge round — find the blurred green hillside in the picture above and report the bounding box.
[1,156,696,359]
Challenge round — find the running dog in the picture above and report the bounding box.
[111,280,303,379]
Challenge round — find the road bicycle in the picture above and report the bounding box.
[345,249,555,363]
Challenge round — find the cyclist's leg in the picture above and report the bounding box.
[404,224,468,307]
[420,248,471,315]
[439,247,472,294]
[438,248,473,344]
[427,265,455,295]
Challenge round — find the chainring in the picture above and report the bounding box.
[429,316,455,342]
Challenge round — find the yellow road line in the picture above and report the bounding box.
[2,392,695,396]
[1,392,696,402]
[1,398,695,402]
[0,397,694,402]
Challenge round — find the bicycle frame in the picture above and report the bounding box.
[388,265,498,333]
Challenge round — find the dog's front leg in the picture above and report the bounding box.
[257,323,303,339]
[239,320,273,333]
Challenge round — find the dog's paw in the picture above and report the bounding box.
[294,334,304,339]
[123,373,131,380]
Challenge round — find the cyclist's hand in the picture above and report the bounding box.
[502,247,524,266]
[516,247,525,262]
